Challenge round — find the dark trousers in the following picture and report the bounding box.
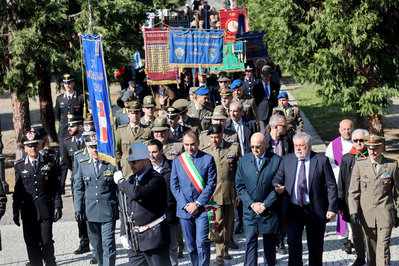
[22,219,56,266]
[244,232,276,266]
[286,203,326,266]
[72,194,90,247]
[87,220,116,266]
[128,245,171,266]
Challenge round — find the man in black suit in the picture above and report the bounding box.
[252,65,280,135]
[273,132,338,266]
[265,114,294,158]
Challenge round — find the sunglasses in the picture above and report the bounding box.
[353,139,364,143]
[250,145,261,149]
[278,124,287,127]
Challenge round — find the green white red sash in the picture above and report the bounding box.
[179,152,218,232]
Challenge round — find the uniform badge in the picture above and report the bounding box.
[204,116,211,120]
[26,132,35,141]
[41,165,50,171]
[381,173,391,179]
[227,154,236,159]
[169,151,178,155]
[104,169,114,177]
[22,169,28,174]
[227,138,235,143]
[363,181,367,188]
[244,104,250,109]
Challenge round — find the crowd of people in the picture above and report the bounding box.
[2,46,399,266]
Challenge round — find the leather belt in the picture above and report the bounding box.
[134,214,166,233]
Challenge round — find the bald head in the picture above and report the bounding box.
[339,119,354,141]
[250,133,266,158]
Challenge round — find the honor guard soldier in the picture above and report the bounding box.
[202,124,240,265]
[115,101,153,178]
[141,95,156,126]
[13,131,63,266]
[164,106,191,141]
[115,90,137,129]
[272,91,304,133]
[187,86,214,131]
[231,79,259,131]
[241,64,260,96]
[151,117,184,161]
[348,135,399,266]
[219,88,234,114]
[74,134,119,266]
[55,74,85,155]
[199,105,239,150]
[172,99,202,134]
[113,142,172,266]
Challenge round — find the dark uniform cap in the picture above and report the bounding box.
[151,117,170,132]
[122,90,137,102]
[364,135,385,149]
[82,123,96,136]
[217,71,230,82]
[85,134,97,146]
[173,99,190,113]
[211,105,228,119]
[67,114,83,126]
[164,106,180,119]
[142,95,155,108]
[22,131,41,147]
[62,73,75,83]
[207,124,223,135]
[261,65,273,76]
[128,79,140,87]
[218,88,233,97]
[245,64,254,72]
[31,126,48,139]
[126,101,142,112]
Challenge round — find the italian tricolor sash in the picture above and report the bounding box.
[179,152,218,233]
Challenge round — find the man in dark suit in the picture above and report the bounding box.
[235,132,282,265]
[273,132,338,266]
[114,142,171,266]
[170,131,217,266]
[226,101,256,157]
[265,114,294,158]
[252,65,280,135]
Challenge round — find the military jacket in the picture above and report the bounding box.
[115,108,130,129]
[241,77,261,96]
[273,103,304,133]
[170,125,191,141]
[186,101,214,131]
[163,138,185,161]
[55,92,85,124]
[140,116,155,128]
[61,136,84,183]
[179,116,202,134]
[198,128,240,150]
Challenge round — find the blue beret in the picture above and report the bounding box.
[231,79,243,89]
[277,91,288,99]
[195,86,209,95]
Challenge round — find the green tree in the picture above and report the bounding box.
[239,0,399,135]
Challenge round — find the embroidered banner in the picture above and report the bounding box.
[144,28,176,85]
[236,30,269,60]
[81,34,116,166]
[169,28,224,68]
[210,41,245,73]
[219,8,247,42]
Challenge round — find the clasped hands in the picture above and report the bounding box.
[185,202,199,215]
[251,202,267,215]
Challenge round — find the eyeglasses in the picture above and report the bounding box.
[353,139,364,143]
[250,145,261,149]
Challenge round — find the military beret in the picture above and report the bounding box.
[122,90,137,102]
[230,79,243,90]
[277,91,288,100]
[195,86,209,95]
[207,124,223,135]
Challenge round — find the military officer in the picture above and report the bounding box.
[219,88,234,114]
[151,117,184,161]
[115,90,136,129]
[74,134,119,266]
[164,106,191,141]
[198,105,239,150]
[272,91,304,133]
[141,95,156,126]
[172,99,202,134]
[115,101,153,178]
[241,64,260,96]
[231,79,259,131]
[13,131,63,266]
[186,86,214,131]
[348,135,399,266]
[202,124,240,265]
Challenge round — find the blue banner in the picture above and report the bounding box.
[236,31,269,60]
[81,34,116,165]
[169,28,224,68]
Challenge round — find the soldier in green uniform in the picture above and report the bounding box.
[348,135,399,266]
[202,124,240,265]
[115,101,153,178]
[140,95,156,127]
[114,90,136,129]
[186,86,214,131]
[231,79,259,131]
[172,99,202,134]
[272,91,304,133]
[151,117,184,161]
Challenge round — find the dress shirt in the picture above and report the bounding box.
[291,153,311,205]
[136,166,151,182]
[255,151,266,170]
[233,118,245,156]
[152,158,164,174]
[270,137,283,157]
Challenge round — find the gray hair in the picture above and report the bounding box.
[269,114,285,128]
[351,129,369,141]
[230,101,243,111]
[293,132,312,145]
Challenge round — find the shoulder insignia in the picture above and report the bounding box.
[203,143,211,149]
[357,157,367,161]
[64,136,73,141]
[119,124,128,129]
[80,158,90,163]
[74,149,84,155]
[14,158,25,165]
[57,93,64,97]
[115,109,123,115]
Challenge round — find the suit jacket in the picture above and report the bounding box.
[252,81,280,121]
[170,150,217,219]
[265,133,294,157]
[13,154,62,221]
[337,152,357,222]
[235,150,282,234]
[225,118,256,155]
[348,155,399,228]
[272,151,338,225]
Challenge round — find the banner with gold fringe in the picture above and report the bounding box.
[210,41,245,73]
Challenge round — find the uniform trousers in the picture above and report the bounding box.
[22,219,56,266]
[215,204,234,257]
[87,220,116,266]
[128,245,171,266]
[362,226,392,266]
[244,232,276,266]
[180,210,210,266]
[72,193,90,248]
[351,222,366,259]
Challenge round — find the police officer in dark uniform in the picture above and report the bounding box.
[164,106,191,141]
[13,131,63,266]
[241,64,260,96]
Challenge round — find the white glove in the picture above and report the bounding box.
[120,235,132,250]
[113,170,124,184]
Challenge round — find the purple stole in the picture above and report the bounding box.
[332,136,346,235]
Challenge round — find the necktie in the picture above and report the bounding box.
[189,156,194,164]
[372,162,378,174]
[297,160,307,207]
[257,157,262,170]
[264,83,270,99]
[32,160,37,171]
[135,176,140,185]
[76,139,80,148]
[216,146,221,158]
[237,123,245,156]
[94,160,99,175]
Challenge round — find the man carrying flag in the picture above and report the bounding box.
[170,131,217,266]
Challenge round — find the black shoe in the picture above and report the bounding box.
[278,245,287,255]
[90,257,98,264]
[74,245,90,255]
[341,241,352,254]
[213,256,225,265]
[352,258,366,266]
[234,224,243,234]
[177,251,184,259]
[229,240,239,249]
[277,236,287,255]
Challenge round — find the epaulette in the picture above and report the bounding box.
[78,94,84,97]
[57,93,64,97]
[115,109,123,115]
[14,158,25,165]
[386,158,397,163]
[357,156,367,161]
[74,149,84,156]
[64,136,73,141]
[202,143,211,149]
[80,158,90,163]
[200,130,208,135]
[118,124,128,129]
